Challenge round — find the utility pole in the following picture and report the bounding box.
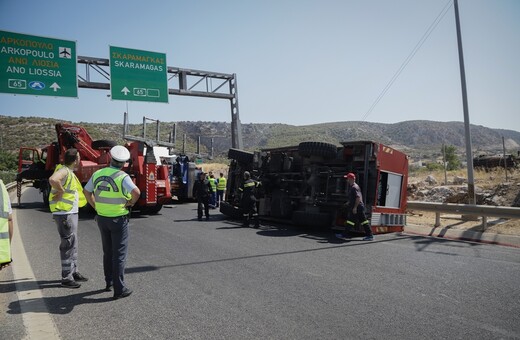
[210,137,214,160]
[454,0,476,205]
[503,136,508,182]
[442,144,447,185]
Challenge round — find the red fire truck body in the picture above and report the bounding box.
[221,141,409,234]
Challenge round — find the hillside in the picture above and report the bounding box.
[1,115,519,160]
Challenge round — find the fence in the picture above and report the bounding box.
[407,201,520,229]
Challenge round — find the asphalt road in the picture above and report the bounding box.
[2,187,520,340]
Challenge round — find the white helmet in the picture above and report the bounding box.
[110,145,130,162]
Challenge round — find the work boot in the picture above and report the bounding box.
[61,280,81,289]
[113,287,133,300]
[73,272,89,282]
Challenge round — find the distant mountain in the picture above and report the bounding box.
[1,115,518,159]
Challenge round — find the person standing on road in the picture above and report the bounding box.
[337,172,373,241]
[208,172,217,208]
[192,172,212,221]
[216,172,227,208]
[83,145,140,300]
[239,171,261,228]
[48,148,89,288]
[0,179,14,270]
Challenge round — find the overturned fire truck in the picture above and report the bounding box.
[220,141,409,234]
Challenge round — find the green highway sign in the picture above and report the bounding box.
[109,46,168,103]
[0,30,77,98]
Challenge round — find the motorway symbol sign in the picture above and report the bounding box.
[109,46,168,103]
[0,30,77,98]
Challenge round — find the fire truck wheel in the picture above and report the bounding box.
[92,140,117,150]
[228,148,254,164]
[292,211,332,228]
[219,202,243,219]
[298,142,337,160]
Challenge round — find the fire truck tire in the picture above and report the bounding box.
[92,140,117,150]
[228,148,254,164]
[298,142,337,159]
[219,201,243,219]
[292,211,332,228]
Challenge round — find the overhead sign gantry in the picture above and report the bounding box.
[0,30,243,149]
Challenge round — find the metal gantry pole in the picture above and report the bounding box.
[230,73,243,149]
[78,58,244,151]
[454,0,476,205]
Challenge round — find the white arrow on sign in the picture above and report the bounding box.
[121,87,130,95]
[50,83,61,92]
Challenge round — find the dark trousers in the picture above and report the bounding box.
[345,205,372,237]
[197,197,210,219]
[209,192,217,207]
[241,197,259,227]
[53,213,79,281]
[216,190,225,207]
[97,215,129,295]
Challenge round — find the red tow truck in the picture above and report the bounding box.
[16,122,172,213]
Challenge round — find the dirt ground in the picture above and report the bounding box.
[406,211,520,235]
[408,167,520,236]
[198,163,229,177]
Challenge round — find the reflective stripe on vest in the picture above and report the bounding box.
[244,181,256,188]
[0,180,11,264]
[209,179,216,191]
[49,165,87,212]
[93,168,132,217]
[0,180,9,219]
[217,177,227,191]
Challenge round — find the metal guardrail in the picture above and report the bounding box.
[407,201,520,229]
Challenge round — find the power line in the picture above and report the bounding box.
[361,0,453,122]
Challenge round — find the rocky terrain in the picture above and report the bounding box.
[407,168,520,234]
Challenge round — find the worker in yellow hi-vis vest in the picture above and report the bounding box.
[83,145,140,300]
[0,179,14,270]
[216,172,227,208]
[49,148,88,288]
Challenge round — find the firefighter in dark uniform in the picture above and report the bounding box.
[339,172,373,241]
[239,171,260,228]
[192,172,212,221]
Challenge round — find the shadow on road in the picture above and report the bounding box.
[6,288,112,315]
[120,234,415,274]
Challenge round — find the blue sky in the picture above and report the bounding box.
[0,0,519,131]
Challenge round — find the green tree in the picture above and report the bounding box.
[426,162,444,171]
[443,145,461,171]
[0,150,17,171]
